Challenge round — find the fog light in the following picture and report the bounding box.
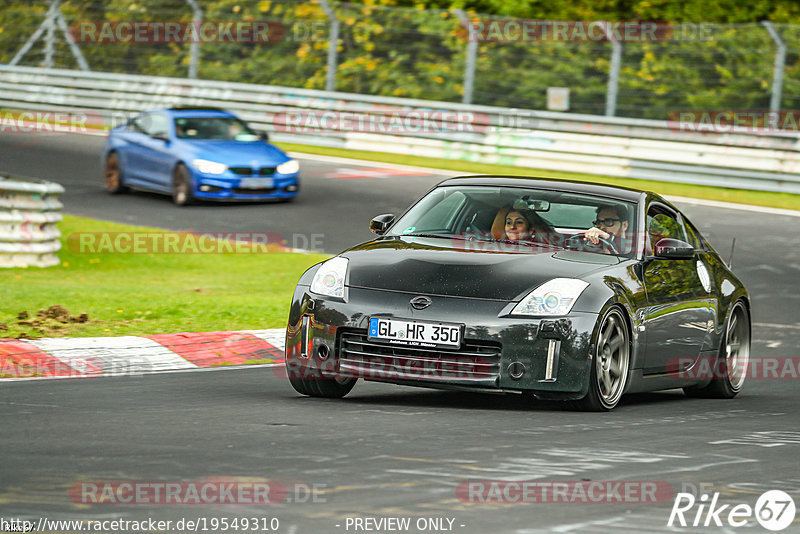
[508,362,526,380]
[285,185,298,192]
[317,344,330,360]
[200,185,211,192]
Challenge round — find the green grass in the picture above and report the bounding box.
[0,215,328,338]
[278,142,800,211]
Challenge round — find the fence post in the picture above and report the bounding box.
[10,5,53,66]
[452,9,477,105]
[53,2,90,70]
[318,0,339,92]
[185,0,202,79]
[605,23,622,117]
[43,0,59,68]
[762,21,785,114]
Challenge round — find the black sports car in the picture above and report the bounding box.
[285,176,750,410]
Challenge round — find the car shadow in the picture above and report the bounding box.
[123,188,293,207]
[312,386,695,412]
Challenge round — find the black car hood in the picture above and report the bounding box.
[342,237,621,301]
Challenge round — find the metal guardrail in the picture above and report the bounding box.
[2,65,800,194]
[0,175,63,268]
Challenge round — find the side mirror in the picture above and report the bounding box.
[259,132,270,142]
[370,214,395,235]
[152,133,170,142]
[654,238,694,259]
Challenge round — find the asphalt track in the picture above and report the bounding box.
[2,132,800,533]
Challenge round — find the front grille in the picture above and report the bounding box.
[232,187,277,195]
[338,331,501,386]
[229,167,276,176]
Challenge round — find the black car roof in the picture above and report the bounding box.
[437,175,648,202]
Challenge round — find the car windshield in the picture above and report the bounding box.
[387,185,638,257]
[174,117,259,141]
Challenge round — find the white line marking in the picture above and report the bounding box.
[754,322,800,330]
[0,362,285,382]
[289,152,462,176]
[668,195,800,217]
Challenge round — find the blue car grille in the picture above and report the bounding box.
[228,167,276,176]
[337,331,501,386]
[232,187,277,195]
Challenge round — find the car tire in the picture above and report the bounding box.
[288,375,313,396]
[574,307,631,411]
[172,164,195,206]
[684,300,749,399]
[306,374,357,398]
[287,361,357,398]
[104,152,127,194]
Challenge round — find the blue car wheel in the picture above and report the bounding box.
[104,152,127,194]
[172,164,195,207]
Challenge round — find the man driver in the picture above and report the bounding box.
[584,204,630,254]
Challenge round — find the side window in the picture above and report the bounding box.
[148,113,169,138]
[132,113,169,137]
[129,115,147,134]
[646,205,685,253]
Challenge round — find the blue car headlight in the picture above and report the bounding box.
[192,159,228,175]
[276,159,299,175]
[512,278,589,316]
[310,257,348,299]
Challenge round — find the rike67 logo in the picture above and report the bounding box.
[668,490,796,531]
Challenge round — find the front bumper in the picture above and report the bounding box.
[190,170,299,201]
[286,285,599,399]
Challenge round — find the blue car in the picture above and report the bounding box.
[102,108,299,205]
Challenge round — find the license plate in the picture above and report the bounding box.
[368,317,462,349]
[240,177,274,189]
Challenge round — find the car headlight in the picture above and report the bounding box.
[276,159,299,175]
[192,159,228,175]
[511,278,589,316]
[310,257,348,299]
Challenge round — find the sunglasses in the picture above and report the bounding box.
[593,218,621,227]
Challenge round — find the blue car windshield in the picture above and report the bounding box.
[174,117,260,141]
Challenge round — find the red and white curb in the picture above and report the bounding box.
[0,329,285,381]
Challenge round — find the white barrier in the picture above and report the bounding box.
[0,176,63,268]
[2,65,800,193]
